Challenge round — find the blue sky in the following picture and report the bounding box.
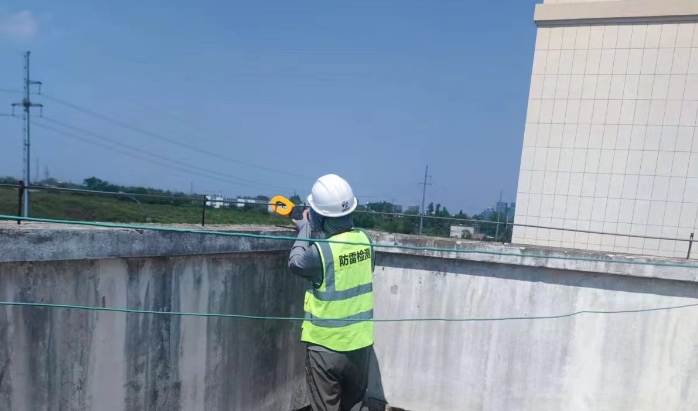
[0,0,538,214]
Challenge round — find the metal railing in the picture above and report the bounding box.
[1,183,695,258]
[0,182,267,227]
[358,209,696,249]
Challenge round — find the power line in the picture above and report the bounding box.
[429,183,492,214]
[32,121,290,192]
[39,93,312,180]
[26,57,432,193]
[38,116,290,192]
[28,55,221,135]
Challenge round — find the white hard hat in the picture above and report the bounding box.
[307,174,358,217]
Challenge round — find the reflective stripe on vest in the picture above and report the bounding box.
[301,229,374,352]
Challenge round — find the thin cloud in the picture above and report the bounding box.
[0,9,39,39]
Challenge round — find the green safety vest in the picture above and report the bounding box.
[301,229,374,352]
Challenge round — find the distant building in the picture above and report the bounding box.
[481,202,515,220]
[205,195,226,209]
[393,204,403,213]
[235,198,267,208]
[450,225,477,239]
[513,0,698,258]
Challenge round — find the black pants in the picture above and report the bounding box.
[305,346,370,411]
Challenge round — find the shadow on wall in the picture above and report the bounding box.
[366,346,388,410]
[296,348,392,411]
[294,346,392,411]
[376,252,698,299]
[0,252,311,411]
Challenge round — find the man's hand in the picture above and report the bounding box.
[292,209,309,230]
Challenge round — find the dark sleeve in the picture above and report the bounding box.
[288,219,324,286]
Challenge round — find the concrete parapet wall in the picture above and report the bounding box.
[0,223,308,411]
[1,222,698,410]
[371,253,698,410]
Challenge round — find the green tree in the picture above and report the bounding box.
[473,211,512,243]
[366,201,398,213]
[0,177,19,184]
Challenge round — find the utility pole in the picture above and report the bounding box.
[503,201,510,242]
[495,190,502,240]
[418,165,432,236]
[12,51,43,218]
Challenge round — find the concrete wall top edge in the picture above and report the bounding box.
[535,0,698,26]
[3,222,697,284]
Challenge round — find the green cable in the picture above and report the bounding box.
[3,214,698,269]
[1,301,697,322]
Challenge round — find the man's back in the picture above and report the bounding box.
[287,173,373,411]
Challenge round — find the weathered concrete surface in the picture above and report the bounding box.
[2,222,698,410]
[4,221,697,283]
[0,221,297,263]
[370,254,698,411]
[0,226,309,410]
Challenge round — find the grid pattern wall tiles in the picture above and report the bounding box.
[512,21,698,259]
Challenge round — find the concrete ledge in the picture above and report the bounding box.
[3,221,698,284]
[370,231,698,284]
[0,222,299,262]
[535,0,698,26]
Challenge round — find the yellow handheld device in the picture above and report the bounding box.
[271,195,306,220]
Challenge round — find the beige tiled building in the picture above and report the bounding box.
[513,0,698,258]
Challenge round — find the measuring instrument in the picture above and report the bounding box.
[270,195,307,220]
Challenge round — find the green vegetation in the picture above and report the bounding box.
[0,176,512,242]
[356,200,512,241]
[0,177,288,226]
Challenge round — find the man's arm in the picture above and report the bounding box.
[288,218,323,286]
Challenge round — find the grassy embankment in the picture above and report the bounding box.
[0,187,290,226]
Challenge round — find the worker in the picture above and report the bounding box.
[289,173,375,411]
